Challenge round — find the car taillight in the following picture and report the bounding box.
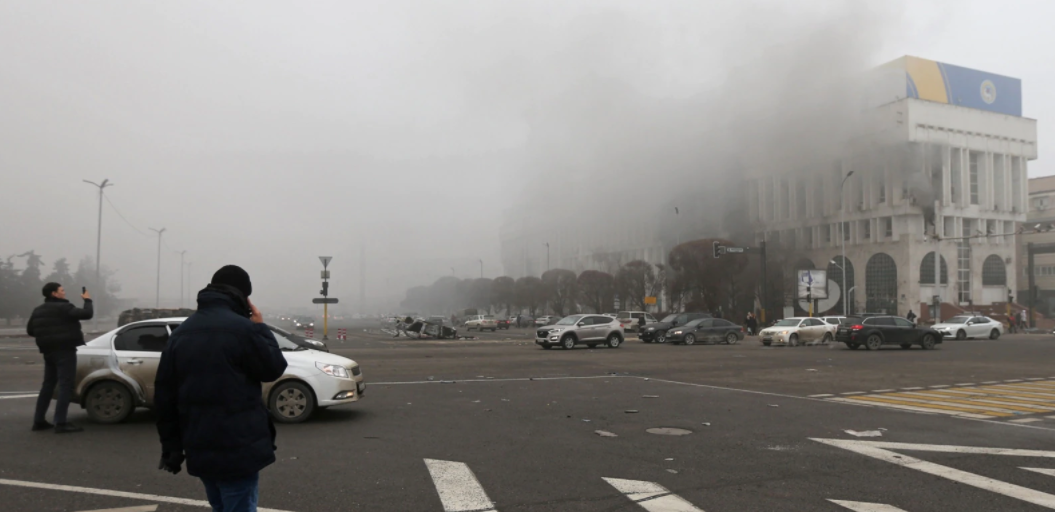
[851,324,864,331]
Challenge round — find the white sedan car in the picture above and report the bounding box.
[72,318,365,425]
[758,317,832,346]
[931,315,1004,340]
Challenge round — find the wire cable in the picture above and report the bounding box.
[103,195,152,238]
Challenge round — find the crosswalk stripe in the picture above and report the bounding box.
[603,478,705,512]
[829,500,909,511]
[888,392,1054,413]
[1022,467,1055,478]
[827,397,990,418]
[968,387,1055,400]
[923,389,1055,405]
[424,459,497,512]
[1008,380,1055,389]
[841,395,1010,416]
[988,384,1055,395]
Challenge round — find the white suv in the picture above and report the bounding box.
[617,311,658,332]
[536,315,625,350]
[464,315,497,332]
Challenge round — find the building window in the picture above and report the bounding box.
[865,253,898,314]
[919,252,949,284]
[796,180,807,219]
[962,218,973,239]
[1033,196,1051,211]
[805,228,813,249]
[969,151,980,205]
[951,148,962,205]
[862,220,871,239]
[957,241,972,303]
[981,255,1006,286]
[843,221,850,241]
[877,169,886,204]
[825,225,832,244]
[884,217,893,238]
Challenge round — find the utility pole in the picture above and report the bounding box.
[83,179,113,324]
[149,228,166,308]
[545,242,550,272]
[839,170,854,316]
[176,250,188,308]
[478,259,483,279]
[359,245,366,316]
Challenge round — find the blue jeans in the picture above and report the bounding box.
[201,473,259,512]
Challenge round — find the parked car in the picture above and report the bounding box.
[496,318,511,330]
[931,315,1004,340]
[667,318,744,345]
[640,312,711,343]
[464,314,498,331]
[758,317,832,346]
[819,316,850,336]
[835,315,942,350]
[534,315,558,327]
[71,318,365,425]
[535,314,625,350]
[617,311,658,332]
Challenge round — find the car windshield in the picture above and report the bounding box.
[556,315,582,325]
[661,314,678,323]
[772,319,801,327]
[947,316,971,324]
[268,327,306,351]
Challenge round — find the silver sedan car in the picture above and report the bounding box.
[72,317,365,424]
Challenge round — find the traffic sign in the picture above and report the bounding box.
[725,247,746,253]
[312,298,339,304]
[319,256,332,268]
[644,296,657,305]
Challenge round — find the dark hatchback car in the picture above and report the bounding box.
[835,316,942,351]
[640,312,712,343]
[667,318,744,345]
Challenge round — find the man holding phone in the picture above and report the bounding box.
[27,282,93,433]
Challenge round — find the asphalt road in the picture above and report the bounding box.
[3,329,1055,511]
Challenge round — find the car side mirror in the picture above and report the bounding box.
[577,322,585,327]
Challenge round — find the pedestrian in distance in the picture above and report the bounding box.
[637,315,646,330]
[745,312,758,336]
[1008,314,1017,334]
[27,282,93,433]
[155,265,288,512]
[906,309,917,324]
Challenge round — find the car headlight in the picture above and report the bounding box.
[671,330,683,335]
[310,322,315,327]
[645,327,655,332]
[316,362,349,378]
[780,330,789,335]
[550,328,564,333]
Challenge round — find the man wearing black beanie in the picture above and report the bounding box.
[155,265,287,512]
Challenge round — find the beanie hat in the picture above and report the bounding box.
[211,265,252,297]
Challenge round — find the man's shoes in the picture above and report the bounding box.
[54,423,84,434]
[31,421,54,432]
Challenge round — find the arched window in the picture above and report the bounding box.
[982,255,1007,286]
[919,252,949,284]
[827,256,855,315]
[866,253,898,314]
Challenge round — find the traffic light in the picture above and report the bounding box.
[713,241,721,259]
[321,281,329,297]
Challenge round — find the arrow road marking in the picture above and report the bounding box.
[829,500,909,511]
[424,459,497,512]
[1022,467,1055,478]
[603,478,705,511]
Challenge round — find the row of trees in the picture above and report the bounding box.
[0,251,121,325]
[401,239,795,321]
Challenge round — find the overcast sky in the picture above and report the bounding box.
[0,0,1049,312]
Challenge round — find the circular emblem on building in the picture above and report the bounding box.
[980,79,997,104]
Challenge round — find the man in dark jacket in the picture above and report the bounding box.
[27,282,93,433]
[155,265,287,512]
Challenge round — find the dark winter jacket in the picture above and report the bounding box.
[155,285,288,480]
[27,298,93,354]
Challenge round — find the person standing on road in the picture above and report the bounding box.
[1009,313,1017,334]
[745,312,758,336]
[906,310,917,323]
[155,265,288,512]
[27,282,93,433]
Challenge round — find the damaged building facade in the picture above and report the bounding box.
[749,56,1036,319]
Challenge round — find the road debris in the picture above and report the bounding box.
[806,369,818,372]
[594,430,618,437]
[666,469,679,474]
[642,395,660,398]
[625,410,639,414]
[768,404,779,407]
[701,422,711,426]
[646,427,692,436]
[844,430,883,437]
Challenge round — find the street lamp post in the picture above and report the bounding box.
[83,179,113,325]
[149,227,166,308]
[545,242,550,272]
[177,250,188,308]
[478,259,483,279]
[839,170,854,316]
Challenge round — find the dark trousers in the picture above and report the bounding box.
[202,472,259,512]
[34,350,77,425]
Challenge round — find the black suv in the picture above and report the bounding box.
[640,312,712,343]
[835,316,942,350]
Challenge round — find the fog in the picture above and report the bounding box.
[0,1,1047,315]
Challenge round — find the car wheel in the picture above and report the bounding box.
[270,381,315,424]
[788,334,799,347]
[561,335,576,350]
[684,334,696,345]
[989,329,1000,340]
[900,344,911,349]
[821,333,833,344]
[85,381,134,424]
[920,334,937,350]
[606,333,622,348]
[725,332,739,345]
[846,343,860,350]
[865,334,882,351]
[956,329,967,340]
[587,344,597,348]
[541,344,552,350]
[656,333,666,343]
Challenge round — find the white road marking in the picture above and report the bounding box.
[982,381,1001,384]
[603,478,705,512]
[929,385,950,388]
[840,391,866,395]
[1023,468,1055,478]
[808,394,835,398]
[895,391,1055,411]
[827,397,988,418]
[1006,380,1025,383]
[900,387,923,390]
[1028,378,1046,381]
[0,394,37,400]
[0,391,37,394]
[0,478,295,512]
[424,459,497,512]
[956,383,976,386]
[850,393,1027,415]
[1010,418,1044,424]
[872,389,895,393]
[77,506,158,512]
[812,439,1055,509]
[829,500,909,511]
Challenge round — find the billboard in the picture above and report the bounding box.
[874,56,1023,117]
[797,270,828,300]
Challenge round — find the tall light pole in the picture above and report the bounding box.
[83,179,113,321]
[839,170,854,316]
[149,228,166,308]
[176,250,188,308]
[478,259,483,279]
[544,242,550,272]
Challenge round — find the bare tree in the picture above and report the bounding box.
[577,270,614,313]
[491,276,516,316]
[541,268,578,316]
[514,276,545,318]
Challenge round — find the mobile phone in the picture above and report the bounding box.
[82,286,87,294]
